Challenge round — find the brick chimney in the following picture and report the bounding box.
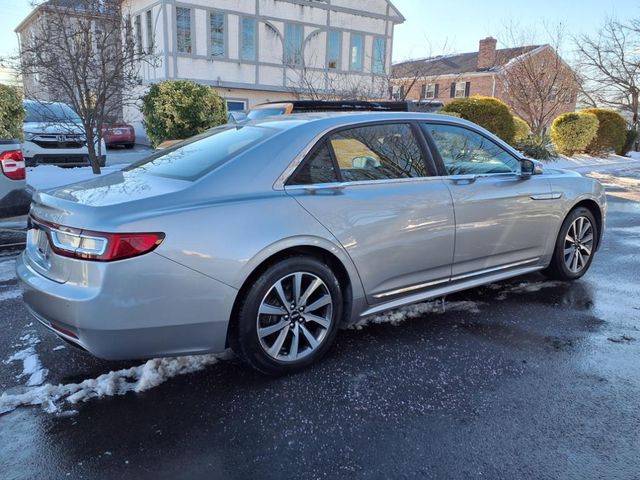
[477,37,497,70]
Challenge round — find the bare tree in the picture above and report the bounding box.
[498,22,579,136]
[9,0,156,173]
[575,18,640,132]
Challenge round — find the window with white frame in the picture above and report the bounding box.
[327,30,341,69]
[134,14,142,54]
[176,7,191,54]
[240,17,256,61]
[372,37,385,74]
[350,33,364,71]
[455,81,467,98]
[210,12,225,57]
[423,84,437,99]
[285,23,304,66]
[145,10,153,53]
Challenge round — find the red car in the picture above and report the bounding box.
[102,123,135,149]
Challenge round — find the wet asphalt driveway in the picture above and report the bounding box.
[1,166,639,480]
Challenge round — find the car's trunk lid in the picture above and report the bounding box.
[26,169,192,282]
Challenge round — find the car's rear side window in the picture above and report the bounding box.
[288,141,339,185]
[329,123,428,181]
[125,125,274,181]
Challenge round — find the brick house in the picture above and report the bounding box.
[392,37,579,132]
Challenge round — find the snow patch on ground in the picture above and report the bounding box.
[351,299,483,329]
[0,259,16,282]
[4,334,48,388]
[0,288,22,301]
[628,152,640,160]
[0,353,226,415]
[27,165,122,191]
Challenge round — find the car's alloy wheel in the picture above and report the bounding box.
[257,272,333,362]
[563,216,594,274]
[543,206,598,281]
[232,256,343,375]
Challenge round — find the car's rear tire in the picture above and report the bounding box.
[232,256,343,375]
[125,143,135,149]
[542,206,598,281]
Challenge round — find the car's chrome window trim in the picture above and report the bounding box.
[274,119,440,190]
[284,175,446,191]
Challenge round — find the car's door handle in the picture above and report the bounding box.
[450,175,477,185]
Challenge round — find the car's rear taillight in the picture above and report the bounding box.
[33,217,164,262]
[0,149,26,180]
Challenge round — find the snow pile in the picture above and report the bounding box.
[351,298,482,329]
[0,353,225,415]
[27,165,122,191]
[4,334,48,387]
[628,151,640,160]
[0,260,16,282]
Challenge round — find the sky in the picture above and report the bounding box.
[0,0,638,63]
[391,0,639,62]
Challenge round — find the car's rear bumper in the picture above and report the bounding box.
[16,251,238,360]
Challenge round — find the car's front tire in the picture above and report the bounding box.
[232,256,343,375]
[543,206,598,281]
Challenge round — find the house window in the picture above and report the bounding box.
[422,84,438,99]
[240,17,256,61]
[226,100,247,111]
[145,10,153,53]
[134,15,142,54]
[372,37,385,74]
[210,12,225,57]
[350,33,364,71]
[327,30,341,69]
[454,81,468,98]
[391,85,404,100]
[176,7,191,54]
[284,23,304,66]
[548,87,559,102]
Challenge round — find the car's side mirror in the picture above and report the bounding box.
[520,158,543,177]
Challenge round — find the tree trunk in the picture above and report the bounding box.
[84,129,102,175]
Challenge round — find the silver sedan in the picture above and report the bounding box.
[17,113,606,374]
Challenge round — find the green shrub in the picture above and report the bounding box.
[618,128,637,156]
[513,134,558,161]
[141,80,227,147]
[0,84,25,141]
[513,116,531,142]
[442,96,516,143]
[583,108,627,155]
[550,111,599,156]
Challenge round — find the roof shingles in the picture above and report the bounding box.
[392,45,542,78]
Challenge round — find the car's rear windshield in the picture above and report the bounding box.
[25,102,81,123]
[246,107,287,121]
[124,125,275,181]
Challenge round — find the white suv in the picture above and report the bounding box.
[22,100,106,167]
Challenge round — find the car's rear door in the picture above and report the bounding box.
[421,122,556,278]
[284,122,455,304]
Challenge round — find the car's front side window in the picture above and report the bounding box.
[423,123,520,175]
[329,123,428,182]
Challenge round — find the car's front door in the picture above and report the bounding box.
[285,122,456,304]
[421,122,556,277]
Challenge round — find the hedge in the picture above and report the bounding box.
[0,84,25,141]
[442,96,516,143]
[513,116,531,142]
[550,111,599,156]
[582,108,627,155]
[141,80,227,147]
[619,129,638,156]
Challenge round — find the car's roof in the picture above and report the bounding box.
[24,99,70,107]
